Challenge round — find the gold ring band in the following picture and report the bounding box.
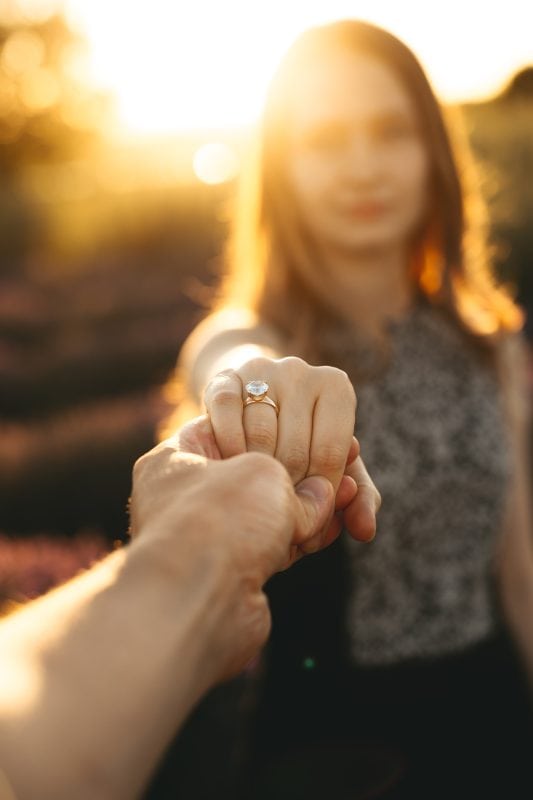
[243,395,279,413]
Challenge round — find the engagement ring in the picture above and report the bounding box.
[243,380,279,415]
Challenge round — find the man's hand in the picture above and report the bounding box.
[129,414,337,678]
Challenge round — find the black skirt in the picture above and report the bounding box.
[242,629,533,800]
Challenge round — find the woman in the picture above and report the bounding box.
[159,19,533,800]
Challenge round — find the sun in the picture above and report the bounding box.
[63,0,307,134]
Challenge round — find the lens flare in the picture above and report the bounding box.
[192,142,239,185]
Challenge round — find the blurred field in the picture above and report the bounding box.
[0,9,532,606]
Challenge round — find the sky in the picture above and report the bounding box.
[8,0,533,135]
[61,0,533,135]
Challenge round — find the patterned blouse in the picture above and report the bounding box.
[344,301,512,666]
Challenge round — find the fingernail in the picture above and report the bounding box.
[296,475,332,505]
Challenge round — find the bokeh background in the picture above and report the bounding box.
[1,0,532,612]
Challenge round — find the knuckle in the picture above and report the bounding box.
[210,388,241,409]
[313,442,347,474]
[132,448,158,480]
[247,422,277,451]
[244,451,271,469]
[281,447,309,478]
[278,356,314,385]
[319,365,355,389]
[204,372,237,403]
[244,451,285,481]
[132,454,147,482]
[133,441,181,484]
[341,371,357,404]
[242,356,275,374]
[280,355,308,372]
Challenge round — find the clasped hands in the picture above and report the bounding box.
[202,356,380,549]
[129,356,380,680]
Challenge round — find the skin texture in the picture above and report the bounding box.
[0,415,380,800]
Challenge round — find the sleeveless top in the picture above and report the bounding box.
[344,301,512,666]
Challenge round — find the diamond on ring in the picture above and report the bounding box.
[245,380,269,400]
[244,380,279,414]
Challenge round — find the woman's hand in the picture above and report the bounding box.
[203,356,380,544]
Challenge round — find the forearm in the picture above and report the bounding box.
[495,333,533,688]
[0,540,228,800]
[179,310,284,408]
[497,440,533,689]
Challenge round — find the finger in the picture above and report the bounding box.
[346,436,360,466]
[291,475,335,547]
[308,367,357,493]
[335,474,358,510]
[168,414,223,459]
[343,455,382,542]
[203,371,246,458]
[298,509,344,555]
[320,511,344,550]
[238,371,280,456]
[274,383,315,484]
[242,399,278,456]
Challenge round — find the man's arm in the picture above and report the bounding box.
[0,417,335,800]
[0,544,229,800]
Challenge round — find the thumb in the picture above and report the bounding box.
[293,475,335,546]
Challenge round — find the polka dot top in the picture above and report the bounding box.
[344,301,512,666]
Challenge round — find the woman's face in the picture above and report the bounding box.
[285,50,430,257]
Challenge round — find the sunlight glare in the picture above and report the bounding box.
[21,0,58,21]
[64,0,299,134]
[1,29,45,76]
[62,0,533,135]
[19,67,59,111]
[6,0,60,23]
[193,142,239,185]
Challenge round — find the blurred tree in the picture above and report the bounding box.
[0,11,110,272]
[0,8,229,543]
[0,13,108,174]
[500,66,533,102]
